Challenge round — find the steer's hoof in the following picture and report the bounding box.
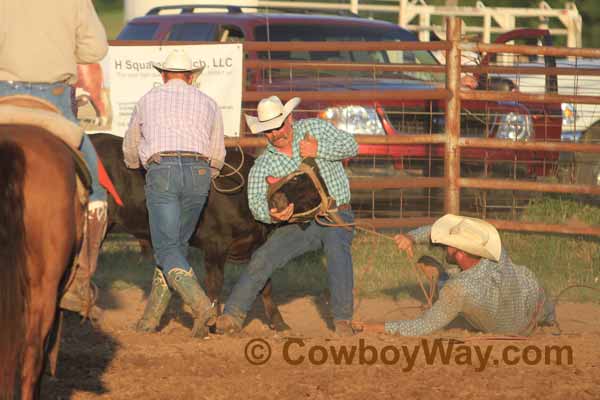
[269,314,291,332]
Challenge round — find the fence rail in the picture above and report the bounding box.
[354,217,600,237]
[248,0,582,46]
[110,21,600,237]
[225,16,600,236]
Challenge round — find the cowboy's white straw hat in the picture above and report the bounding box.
[245,96,301,134]
[152,49,204,74]
[431,214,501,261]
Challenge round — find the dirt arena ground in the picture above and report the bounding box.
[43,287,600,399]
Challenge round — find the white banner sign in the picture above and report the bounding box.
[79,43,243,137]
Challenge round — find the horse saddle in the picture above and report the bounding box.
[0,95,92,191]
[267,158,349,229]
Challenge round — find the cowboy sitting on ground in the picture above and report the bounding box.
[357,214,556,336]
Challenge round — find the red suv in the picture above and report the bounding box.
[117,6,562,179]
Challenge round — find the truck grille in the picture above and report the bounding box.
[383,104,440,135]
[382,104,494,138]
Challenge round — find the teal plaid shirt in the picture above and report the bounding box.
[384,225,553,336]
[247,118,358,224]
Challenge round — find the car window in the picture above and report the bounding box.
[219,25,245,43]
[380,31,443,82]
[255,24,392,63]
[254,24,441,81]
[255,24,445,81]
[167,23,219,41]
[117,23,159,40]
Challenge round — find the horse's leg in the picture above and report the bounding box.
[0,140,29,400]
[20,281,59,400]
[260,279,290,331]
[21,226,71,399]
[46,310,64,377]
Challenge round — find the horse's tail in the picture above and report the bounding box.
[0,141,28,399]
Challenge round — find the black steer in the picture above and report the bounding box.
[90,133,288,331]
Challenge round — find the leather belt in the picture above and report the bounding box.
[148,151,208,164]
[159,151,207,159]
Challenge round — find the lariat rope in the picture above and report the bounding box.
[211,145,246,193]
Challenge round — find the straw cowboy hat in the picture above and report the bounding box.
[431,214,502,262]
[152,49,205,74]
[245,96,301,134]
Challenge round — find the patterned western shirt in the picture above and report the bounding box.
[384,225,553,336]
[248,118,358,224]
[122,79,225,174]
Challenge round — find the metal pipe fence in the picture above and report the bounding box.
[220,17,600,236]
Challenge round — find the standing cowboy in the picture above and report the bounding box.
[358,214,556,336]
[123,49,225,337]
[0,0,109,317]
[215,95,359,336]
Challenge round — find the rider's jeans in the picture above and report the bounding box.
[0,81,106,201]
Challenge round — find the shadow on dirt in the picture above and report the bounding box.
[41,312,119,398]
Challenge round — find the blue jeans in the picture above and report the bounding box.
[0,81,106,201]
[144,157,211,274]
[224,209,355,323]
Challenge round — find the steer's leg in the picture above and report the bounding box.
[203,249,225,316]
[137,237,154,261]
[260,279,290,331]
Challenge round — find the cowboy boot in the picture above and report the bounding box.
[166,268,216,338]
[60,200,108,319]
[136,267,172,333]
[215,313,243,335]
[334,320,356,337]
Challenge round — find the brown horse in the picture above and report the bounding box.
[0,107,86,399]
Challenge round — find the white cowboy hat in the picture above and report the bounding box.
[152,49,205,74]
[244,96,301,134]
[431,214,501,262]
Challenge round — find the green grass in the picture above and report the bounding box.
[95,196,600,306]
[96,1,125,40]
[502,196,600,303]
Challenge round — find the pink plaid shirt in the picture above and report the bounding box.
[123,79,225,174]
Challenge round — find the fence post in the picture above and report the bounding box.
[444,17,461,215]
